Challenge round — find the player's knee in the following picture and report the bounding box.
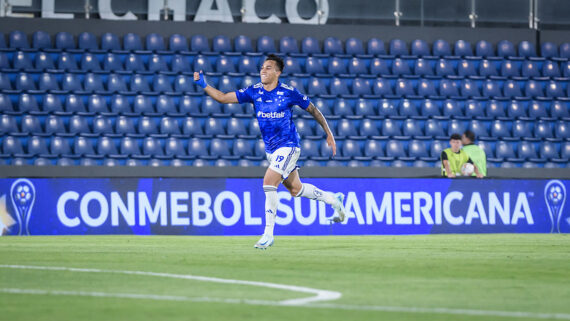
[288,186,301,197]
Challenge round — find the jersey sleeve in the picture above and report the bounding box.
[441,151,448,161]
[290,88,311,110]
[235,86,254,104]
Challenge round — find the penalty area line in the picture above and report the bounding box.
[2,288,570,320]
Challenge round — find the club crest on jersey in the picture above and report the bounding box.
[257,111,285,119]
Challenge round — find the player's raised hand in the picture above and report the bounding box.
[326,135,337,156]
[194,70,207,88]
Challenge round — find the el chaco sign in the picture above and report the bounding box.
[0,0,329,24]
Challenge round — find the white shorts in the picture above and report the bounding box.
[266,146,301,180]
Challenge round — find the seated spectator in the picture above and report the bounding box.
[441,133,483,178]
[461,130,487,177]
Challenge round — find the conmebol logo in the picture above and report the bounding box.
[257,111,285,119]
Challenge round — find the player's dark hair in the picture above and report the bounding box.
[450,133,462,141]
[463,130,476,143]
[265,54,284,72]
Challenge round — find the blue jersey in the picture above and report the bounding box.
[235,82,311,153]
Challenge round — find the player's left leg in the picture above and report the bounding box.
[282,169,346,223]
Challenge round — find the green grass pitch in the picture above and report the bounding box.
[1,235,569,321]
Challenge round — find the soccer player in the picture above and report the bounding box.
[461,130,487,177]
[194,54,346,249]
[441,133,484,178]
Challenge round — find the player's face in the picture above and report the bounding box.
[461,134,469,145]
[260,60,280,85]
[450,139,462,152]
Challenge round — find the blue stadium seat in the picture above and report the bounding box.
[44,115,65,135]
[300,139,319,157]
[165,137,186,156]
[439,78,459,97]
[284,56,302,74]
[191,35,210,52]
[392,58,411,76]
[539,141,559,159]
[370,58,390,75]
[0,52,10,69]
[562,142,570,159]
[475,40,494,57]
[74,136,95,155]
[447,119,466,136]
[160,117,181,135]
[497,40,516,57]
[342,139,362,157]
[51,136,72,155]
[257,35,276,53]
[106,74,127,92]
[204,118,225,135]
[518,41,536,58]
[528,101,548,119]
[80,52,101,71]
[125,54,145,71]
[193,55,213,72]
[433,39,452,56]
[55,31,76,50]
[130,74,151,92]
[555,121,570,139]
[306,57,325,74]
[430,140,446,158]
[541,42,558,58]
[156,95,177,114]
[386,140,407,158]
[115,116,136,135]
[42,94,63,113]
[21,115,42,133]
[411,39,430,56]
[324,37,344,55]
[146,33,165,51]
[15,72,36,91]
[507,100,526,118]
[382,119,402,136]
[169,34,189,52]
[337,119,358,137]
[469,119,489,137]
[378,99,397,117]
[443,100,463,117]
[308,77,328,96]
[103,53,123,71]
[521,61,540,78]
[346,37,365,55]
[333,98,353,116]
[84,73,104,92]
[496,141,516,159]
[14,51,33,69]
[170,55,190,73]
[364,140,385,157]
[551,101,570,119]
[390,39,408,56]
[101,32,121,51]
[143,137,164,156]
[414,59,434,76]
[123,33,143,51]
[546,81,565,98]
[328,57,347,74]
[223,103,244,115]
[460,79,481,97]
[97,136,119,155]
[302,37,320,54]
[0,73,11,90]
[216,55,236,73]
[57,52,78,70]
[2,136,24,155]
[138,116,158,135]
[465,100,486,118]
[153,74,173,92]
[148,54,169,72]
[501,60,520,77]
[457,60,477,77]
[330,78,350,96]
[32,31,52,50]
[525,80,544,97]
[518,141,538,159]
[416,79,435,97]
[360,119,380,136]
[18,93,39,112]
[408,140,429,157]
[9,31,29,49]
[201,96,222,114]
[62,74,82,92]
[182,117,203,135]
[486,99,506,118]
[226,118,247,136]
[455,40,473,57]
[209,138,231,157]
[346,57,366,75]
[238,56,258,74]
[352,78,371,96]
[402,119,423,136]
[213,35,233,52]
[110,94,131,113]
[133,95,154,113]
[78,32,98,51]
[367,38,386,55]
[173,75,194,93]
[38,73,59,91]
[87,95,109,113]
[542,60,561,78]
[479,59,498,77]
[295,118,314,137]
[482,80,502,98]
[235,35,254,53]
[535,120,553,139]
[503,80,523,97]
[373,78,393,95]
[435,59,455,76]
[513,120,533,138]
[92,115,113,135]
[354,98,375,116]
[0,94,12,112]
[395,78,415,96]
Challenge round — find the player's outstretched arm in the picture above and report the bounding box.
[194,71,238,104]
[442,160,455,178]
[473,163,484,178]
[306,103,336,156]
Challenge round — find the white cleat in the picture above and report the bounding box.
[254,234,274,250]
[332,193,346,223]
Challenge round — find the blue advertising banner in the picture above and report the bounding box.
[0,178,568,236]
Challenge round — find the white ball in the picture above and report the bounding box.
[461,163,474,176]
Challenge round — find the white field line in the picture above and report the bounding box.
[2,287,570,320]
[0,264,340,305]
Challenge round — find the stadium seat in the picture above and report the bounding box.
[148,54,169,72]
[408,140,429,158]
[153,74,173,92]
[400,99,420,117]
[411,39,430,56]
[496,141,516,159]
[160,117,181,135]
[402,119,423,136]
[97,136,119,155]
[535,120,554,139]
[337,119,358,137]
[14,51,33,70]
[0,94,12,113]
[78,32,98,51]
[367,38,386,55]
[373,78,393,95]
[80,53,101,71]
[348,57,368,75]
[555,121,570,139]
[32,31,52,50]
[74,136,95,155]
[364,140,385,157]
[226,118,248,136]
[414,59,434,76]
[390,39,408,56]
[44,115,66,135]
[342,139,362,157]
[209,138,231,157]
[125,54,145,71]
[447,119,466,136]
[433,39,452,56]
[305,57,325,74]
[513,120,533,137]
[518,141,538,159]
[165,137,186,156]
[455,40,473,57]
[443,100,463,117]
[501,60,520,77]
[382,119,402,136]
[386,140,407,158]
[130,74,151,92]
[0,73,11,90]
[497,40,516,57]
[541,42,558,58]
[106,74,127,92]
[507,100,526,118]
[124,33,143,51]
[328,57,347,74]
[300,139,319,157]
[562,142,570,159]
[84,73,104,92]
[475,40,494,57]
[302,37,321,54]
[132,95,154,114]
[216,55,236,73]
[2,136,24,155]
[115,115,137,135]
[88,95,109,113]
[284,57,302,74]
[395,78,415,96]
[42,94,64,113]
[204,118,225,136]
[490,119,511,137]
[169,34,189,52]
[35,52,56,71]
[120,137,142,156]
[38,73,59,91]
[546,81,565,98]
[68,115,90,135]
[235,35,254,53]
[542,60,561,78]
[109,94,131,113]
[103,53,124,71]
[551,101,570,119]
[18,93,39,112]
[521,61,540,78]
[540,141,559,159]
[57,52,78,70]
[392,58,411,76]
[138,116,159,135]
[16,72,36,91]
[378,99,398,117]
[460,79,481,97]
[525,80,544,97]
[101,32,121,51]
[465,100,485,118]
[257,36,276,53]
[324,37,344,55]
[560,43,570,59]
[21,115,42,134]
[333,98,353,116]
[479,59,498,77]
[503,80,523,98]
[352,78,371,96]
[469,119,489,137]
[436,59,455,76]
[330,78,350,96]
[354,98,375,116]
[92,115,113,135]
[360,119,380,136]
[143,137,164,156]
[238,56,258,74]
[482,80,502,98]
[457,60,477,77]
[50,136,72,156]
[308,77,328,96]
[346,37,365,55]
[193,55,213,72]
[9,31,29,49]
[430,140,446,158]
[439,79,459,97]
[190,35,210,52]
[213,35,232,53]
[518,41,536,58]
